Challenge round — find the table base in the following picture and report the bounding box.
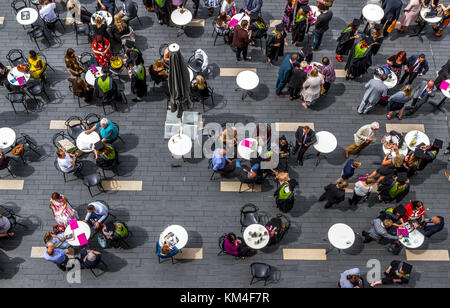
[235,88,254,100]
[177,26,186,37]
[409,21,428,39]
[307,152,327,167]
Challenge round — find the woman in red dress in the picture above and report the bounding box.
[92,35,112,67]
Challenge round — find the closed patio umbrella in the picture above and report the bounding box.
[168,43,192,118]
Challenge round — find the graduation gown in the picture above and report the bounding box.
[335,27,356,56]
[266,31,286,61]
[370,36,383,56]
[378,178,410,203]
[345,42,373,77]
[292,16,307,43]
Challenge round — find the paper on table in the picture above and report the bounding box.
[69,219,79,230]
[304,66,312,73]
[91,65,98,73]
[440,80,449,91]
[17,77,25,86]
[242,139,252,148]
[77,233,88,246]
[229,19,238,27]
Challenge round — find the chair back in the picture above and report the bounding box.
[80,52,96,70]
[159,43,169,57]
[7,49,26,67]
[84,113,102,127]
[52,131,75,149]
[11,0,27,13]
[65,116,86,140]
[240,203,260,227]
[250,262,271,278]
[28,25,45,39]
[276,214,291,241]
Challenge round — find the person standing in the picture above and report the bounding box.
[404,80,435,116]
[291,6,309,46]
[293,125,316,166]
[357,75,389,114]
[335,19,361,62]
[362,218,399,243]
[312,3,333,51]
[232,20,252,61]
[386,85,413,120]
[276,54,299,97]
[266,24,288,65]
[300,68,324,109]
[345,37,375,80]
[381,0,403,37]
[97,0,116,15]
[242,0,263,20]
[345,122,380,158]
[348,177,376,206]
[129,61,147,102]
[399,54,429,85]
[283,0,297,32]
[432,3,450,37]
[398,0,421,32]
[319,180,348,208]
[317,57,335,95]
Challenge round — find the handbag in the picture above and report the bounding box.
[11,144,24,156]
[386,19,397,33]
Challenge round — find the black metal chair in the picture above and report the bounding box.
[109,121,126,145]
[0,204,26,233]
[65,116,86,140]
[98,145,120,179]
[156,242,177,264]
[27,25,51,51]
[208,159,217,180]
[127,2,142,26]
[76,256,108,278]
[275,214,291,242]
[73,21,91,45]
[52,131,76,150]
[25,80,50,103]
[83,172,105,197]
[11,0,27,13]
[240,203,260,232]
[101,95,117,114]
[116,92,129,112]
[37,52,56,73]
[13,133,41,164]
[68,84,83,108]
[6,49,27,67]
[54,158,82,182]
[0,157,16,178]
[211,19,226,46]
[6,91,29,113]
[80,52,97,70]
[198,86,214,112]
[84,113,101,128]
[28,0,40,8]
[217,234,240,260]
[250,263,272,286]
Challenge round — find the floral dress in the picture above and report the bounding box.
[92,38,112,67]
[50,195,79,227]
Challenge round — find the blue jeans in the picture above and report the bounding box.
[312,31,324,49]
[235,160,260,171]
[276,78,287,95]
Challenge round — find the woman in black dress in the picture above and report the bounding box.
[335,19,361,62]
[291,7,309,46]
[266,24,288,66]
[386,51,407,84]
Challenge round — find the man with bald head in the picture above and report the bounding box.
[345,122,379,158]
[44,242,72,271]
[405,79,435,116]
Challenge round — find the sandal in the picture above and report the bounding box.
[396,114,402,120]
[386,114,392,120]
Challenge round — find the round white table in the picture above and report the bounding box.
[7,67,31,87]
[410,7,443,38]
[362,4,384,23]
[64,221,91,247]
[171,8,193,37]
[404,130,430,151]
[382,142,409,157]
[230,13,250,27]
[327,223,355,251]
[237,138,262,160]
[374,72,398,89]
[188,67,194,81]
[399,224,425,249]
[0,128,17,150]
[16,7,39,26]
[243,224,270,250]
[168,133,192,159]
[159,225,188,249]
[313,131,337,166]
[436,79,450,109]
[236,70,259,100]
[90,10,113,26]
[85,66,102,86]
[76,131,101,153]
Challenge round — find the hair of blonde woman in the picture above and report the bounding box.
[309,67,319,78]
[95,16,103,28]
[276,172,290,183]
[43,232,53,244]
[114,14,126,32]
[392,154,405,168]
[300,61,308,70]
[154,58,164,69]
[352,161,362,168]
[196,75,206,91]
[402,85,413,98]
[337,180,349,189]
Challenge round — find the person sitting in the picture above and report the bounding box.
[414,216,444,238]
[39,0,58,36]
[156,241,179,259]
[368,152,405,184]
[339,268,363,288]
[100,220,129,248]
[362,218,400,243]
[211,148,235,176]
[221,0,237,17]
[80,247,102,268]
[49,192,79,227]
[68,76,93,103]
[0,151,11,171]
[92,35,112,67]
[249,16,267,45]
[124,40,144,68]
[191,75,209,101]
[215,12,231,44]
[86,118,119,144]
[234,160,260,184]
[111,14,134,44]
[0,63,12,91]
[67,0,92,24]
[43,231,71,249]
[378,172,410,203]
[56,149,80,174]
[416,139,443,171]
[149,59,169,85]
[370,260,412,287]
[44,242,72,271]
[401,200,425,224]
[337,159,361,183]
[348,176,376,206]
[28,50,46,80]
[0,214,14,238]
[265,216,286,246]
[269,136,290,172]
[273,172,297,213]
[97,0,116,15]
[378,204,407,228]
[94,141,117,168]
[223,232,253,258]
[83,201,109,231]
[65,48,86,77]
[93,66,119,102]
[319,180,348,208]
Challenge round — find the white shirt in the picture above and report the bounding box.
[58,153,75,173]
[354,181,372,197]
[39,3,57,23]
[221,1,236,14]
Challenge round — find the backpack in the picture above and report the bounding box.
[274,182,296,213]
[388,240,403,255]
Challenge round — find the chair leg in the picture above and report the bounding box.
[90,268,99,278]
[63,172,67,182]
[250,277,254,285]
[88,186,93,197]
[239,182,243,193]
[210,171,216,180]
[7,167,16,178]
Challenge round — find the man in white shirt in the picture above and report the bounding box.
[39,1,58,34]
[84,201,109,231]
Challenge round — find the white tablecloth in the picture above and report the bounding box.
[362,4,384,23]
[313,131,337,154]
[230,13,250,27]
[237,138,262,160]
[159,225,188,249]
[243,224,270,250]
[64,221,91,247]
[0,127,17,150]
[374,72,398,89]
[16,8,39,26]
[404,130,430,151]
[85,66,102,86]
[440,79,450,98]
[7,67,31,87]
[399,229,425,249]
[328,223,355,250]
[168,134,192,157]
[420,7,443,24]
[236,71,259,91]
[76,131,101,153]
[171,8,193,26]
[91,11,113,26]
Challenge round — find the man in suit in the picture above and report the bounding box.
[345,122,379,158]
[399,54,429,85]
[414,216,444,238]
[276,54,299,97]
[242,0,262,21]
[312,3,333,50]
[404,79,435,116]
[357,74,388,114]
[380,0,403,37]
[293,125,316,166]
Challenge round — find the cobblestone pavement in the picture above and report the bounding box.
[0,0,448,288]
